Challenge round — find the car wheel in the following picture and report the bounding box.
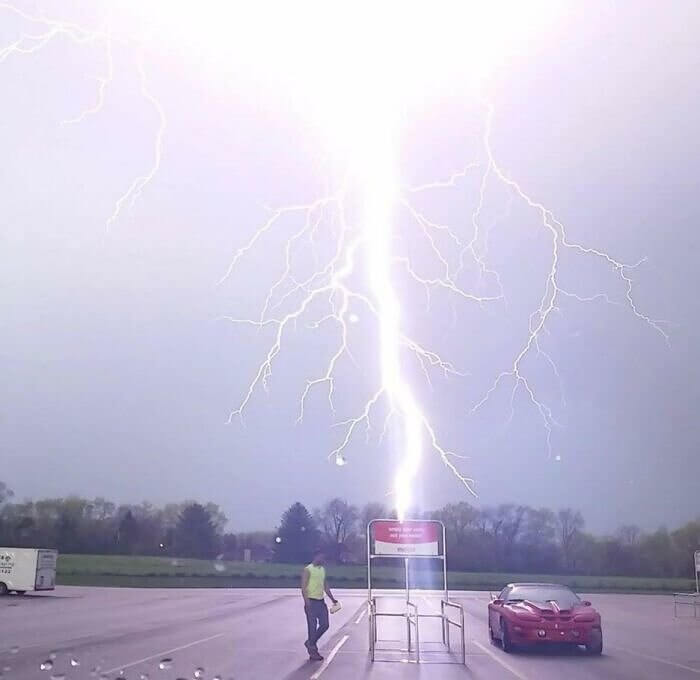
[488,620,496,643]
[0,582,8,597]
[500,619,515,653]
[586,629,603,655]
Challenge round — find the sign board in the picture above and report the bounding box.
[371,520,440,557]
[695,550,700,572]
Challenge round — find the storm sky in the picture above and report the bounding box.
[2,1,698,533]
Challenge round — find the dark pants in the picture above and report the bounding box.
[305,598,329,648]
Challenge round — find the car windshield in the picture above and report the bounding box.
[506,586,581,609]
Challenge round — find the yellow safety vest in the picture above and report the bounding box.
[305,564,325,600]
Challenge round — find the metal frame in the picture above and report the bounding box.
[441,600,467,664]
[674,550,700,618]
[367,519,466,665]
[673,592,700,618]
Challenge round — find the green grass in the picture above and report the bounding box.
[56,554,694,593]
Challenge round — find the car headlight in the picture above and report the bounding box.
[537,630,546,638]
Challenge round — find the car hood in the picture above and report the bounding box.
[504,600,597,619]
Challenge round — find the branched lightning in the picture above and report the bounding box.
[466,102,668,457]
[1,3,165,231]
[61,32,113,126]
[221,98,667,519]
[103,56,166,231]
[0,3,103,62]
[2,2,669,520]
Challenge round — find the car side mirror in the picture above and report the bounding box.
[492,598,504,605]
[581,600,591,607]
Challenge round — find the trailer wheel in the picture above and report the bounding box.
[0,582,8,596]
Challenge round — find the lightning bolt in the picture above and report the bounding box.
[467,102,668,457]
[1,2,165,231]
[221,96,667,520]
[3,3,668,520]
[221,121,493,519]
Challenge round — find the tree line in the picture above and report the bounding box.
[0,482,698,578]
[274,499,700,579]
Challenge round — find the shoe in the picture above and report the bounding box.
[305,640,322,659]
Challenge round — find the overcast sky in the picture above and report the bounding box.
[1,1,698,533]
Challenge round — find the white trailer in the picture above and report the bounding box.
[0,548,58,595]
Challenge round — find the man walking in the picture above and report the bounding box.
[301,550,338,660]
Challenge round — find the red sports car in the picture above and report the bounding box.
[488,583,603,655]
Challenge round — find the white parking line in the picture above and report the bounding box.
[609,644,700,675]
[355,607,367,624]
[102,633,225,675]
[472,640,529,680]
[310,634,349,679]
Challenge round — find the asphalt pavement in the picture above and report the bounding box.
[2,586,699,679]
